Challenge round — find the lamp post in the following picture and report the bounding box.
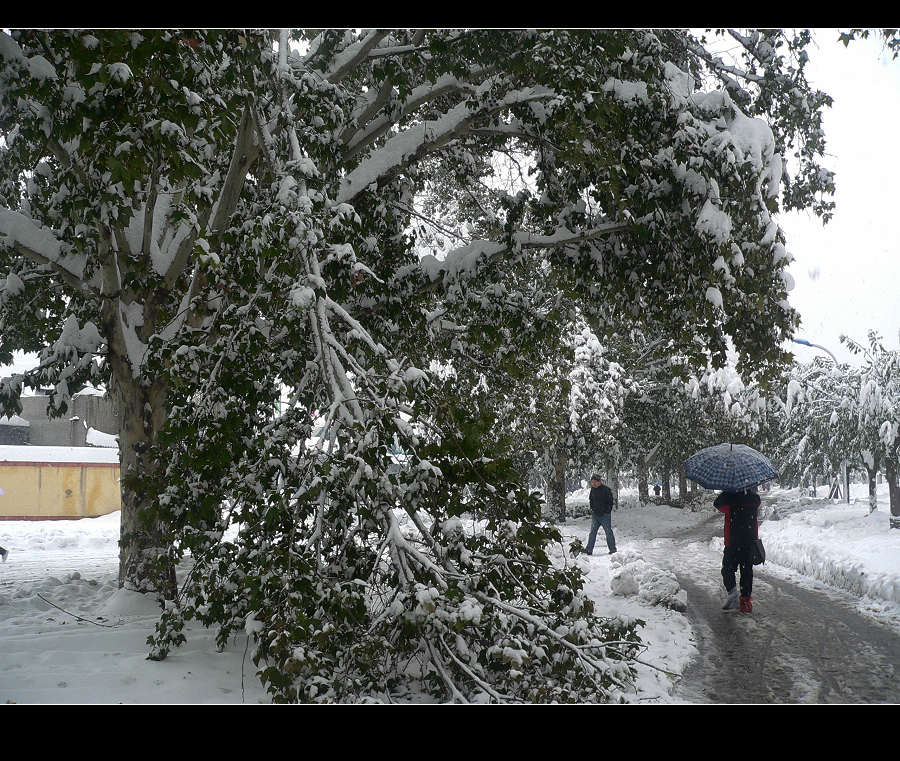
[792,337,839,364]
[791,337,850,503]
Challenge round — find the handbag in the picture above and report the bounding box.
[751,538,766,565]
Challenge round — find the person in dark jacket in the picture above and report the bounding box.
[585,473,616,555]
[714,488,761,612]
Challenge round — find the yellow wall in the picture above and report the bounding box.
[0,463,120,519]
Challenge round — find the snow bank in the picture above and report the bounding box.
[760,486,900,606]
[609,548,688,611]
[0,511,119,552]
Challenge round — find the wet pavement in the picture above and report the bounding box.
[644,512,900,704]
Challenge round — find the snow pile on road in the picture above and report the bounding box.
[609,548,688,611]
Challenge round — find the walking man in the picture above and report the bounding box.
[585,473,616,555]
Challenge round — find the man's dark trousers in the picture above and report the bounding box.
[586,512,616,554]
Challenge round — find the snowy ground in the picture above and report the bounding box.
[1,482,898,704]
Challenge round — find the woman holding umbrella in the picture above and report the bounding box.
[684,443,775,614]
[714,488,760,612]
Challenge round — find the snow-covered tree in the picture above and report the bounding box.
[844,332,900,526]
[778,343,900,520]
[1,29,834,702]
[779,359,856,492]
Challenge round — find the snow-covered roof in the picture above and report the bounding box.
[86,427,118,448]
[0,445,120,465]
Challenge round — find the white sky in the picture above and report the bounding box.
[781,30,900,366]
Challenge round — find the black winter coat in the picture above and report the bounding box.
[714,491,760,548]
[590,484,614,516]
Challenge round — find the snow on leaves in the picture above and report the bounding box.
[0,28,840,702]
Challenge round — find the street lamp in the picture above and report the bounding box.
[791,337,849,503]
[792,337,839,364]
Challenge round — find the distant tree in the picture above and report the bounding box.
[781,360,851,493]
[843,332,900,526]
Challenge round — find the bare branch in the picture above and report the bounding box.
[163,100,261,289]
[206,101,262,238]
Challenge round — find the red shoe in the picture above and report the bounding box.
[739,595,753,613]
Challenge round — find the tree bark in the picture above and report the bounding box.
[661,468,671,501]
[605,458,619,511]
[865,464,878,514]
[637,458,649,504]
[678,465,688,507]
[545,447,567,522]
[886,460,900,529]
[115,371,177,598]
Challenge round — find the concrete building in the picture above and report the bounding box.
[0,415,30,445]
[19,392,120,447]
[0,391,119,447]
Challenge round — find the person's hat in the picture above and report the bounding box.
[591,473,603,482]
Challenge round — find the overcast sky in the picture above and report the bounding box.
[781,30,900,366]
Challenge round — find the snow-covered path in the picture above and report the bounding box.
[2,486,900,703]
[0,549,115,592]
[638,510,900,703]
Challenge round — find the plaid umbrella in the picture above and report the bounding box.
[683,443,777,492]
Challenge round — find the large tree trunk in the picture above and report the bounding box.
[605,458,619,511]
[886,460,900,529]
[678,465,688,507]
[637,458,649,504]
[661,468,671,502]
[544,446,567,522]
[115,371,177,598]
[865,463,878,514]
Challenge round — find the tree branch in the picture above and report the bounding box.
[343,69,496,161]
[164,100,260,289]
[324,30,390,84]
[0,208,95,293]
[338,84,555,204]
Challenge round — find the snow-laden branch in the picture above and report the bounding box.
[418,223,630,287]
[343,70,494,159]
[0,208,94,292]
[337,84,555,204]
[685,37,765,86]
[323,30,390,84]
